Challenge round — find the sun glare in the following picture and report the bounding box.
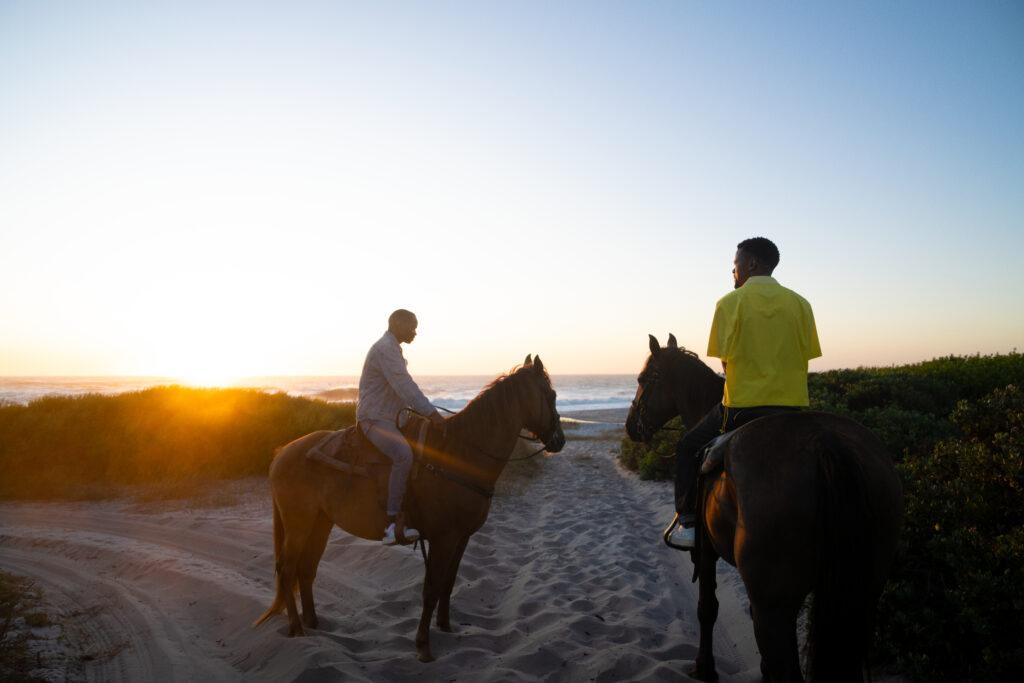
[171,358,242,388]
[175,370,240,389]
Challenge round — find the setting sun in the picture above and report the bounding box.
[174,368,241,389]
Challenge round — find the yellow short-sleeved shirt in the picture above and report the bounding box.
[707,276,821,408]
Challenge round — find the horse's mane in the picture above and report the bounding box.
[644,345,720,382]
[671,346,720,379]
[447,365,547,442]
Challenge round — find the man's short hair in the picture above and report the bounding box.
[388,309,416,327]
[737,237,780,271]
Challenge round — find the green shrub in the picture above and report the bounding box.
[810,352,1024,458]
[0,386,355,500]
[875,385,1024,681]
[618,417,681,480]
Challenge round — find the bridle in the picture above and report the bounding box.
[631,368,683,440]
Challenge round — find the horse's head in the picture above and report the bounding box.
[515,354,565,453]
[626,333,683,444]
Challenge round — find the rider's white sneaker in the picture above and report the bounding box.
[382,523,420,546]
[670,524,696,548]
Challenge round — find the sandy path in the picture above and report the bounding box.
[0,422,761,682]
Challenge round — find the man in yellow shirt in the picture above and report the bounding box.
[673,237,821,547]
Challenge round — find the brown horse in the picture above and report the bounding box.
[626,335,902,683]
[254,355,565,662]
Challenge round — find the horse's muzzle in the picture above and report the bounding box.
[625,412,647,443]
[545,427,566,453]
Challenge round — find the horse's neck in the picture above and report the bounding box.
[672,361,724,427]
[449,384,524,483]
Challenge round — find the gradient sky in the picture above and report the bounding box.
[2,1,1022,379]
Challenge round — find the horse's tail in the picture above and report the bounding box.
[807,431,874,682]
[253,497,287,627]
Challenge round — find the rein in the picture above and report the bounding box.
[397,404,552,499]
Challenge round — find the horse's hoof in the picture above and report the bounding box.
[303,617,318,630]
[417,651,435,663]
[287,626,306,638]
[437,622,455,633]
[688,664,718,683]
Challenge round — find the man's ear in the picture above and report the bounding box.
[533,355,544,373]
[524,354,533,367]
[649,334,660,356]
[667,333,678,349]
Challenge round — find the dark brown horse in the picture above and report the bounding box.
[626,335,902,683]
[254,355,565,662]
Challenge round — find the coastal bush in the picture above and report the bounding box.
[617,417,680,480]
[0,386,355,500]
[874,385,1024,681]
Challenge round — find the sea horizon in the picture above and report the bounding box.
[0,374,639,412]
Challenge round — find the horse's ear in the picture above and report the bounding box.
[524,354,533,367]
[648,334,660,355]
[533,355,544,373]
[667,333,678,349]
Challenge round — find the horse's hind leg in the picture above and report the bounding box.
[298,511,333,630]
[751,602,803,683]
[278,506,320,637]
[272,534,304,637]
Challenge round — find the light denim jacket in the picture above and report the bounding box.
[356,331,434,423]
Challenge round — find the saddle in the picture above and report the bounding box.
[306,419,432,511]
[699,430,739,475]
[672,430,742,575]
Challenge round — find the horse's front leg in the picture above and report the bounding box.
[416,533,459,662]
[436,536,469,632]
[692,545,720,682]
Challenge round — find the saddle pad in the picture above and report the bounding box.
[307,425,389,466]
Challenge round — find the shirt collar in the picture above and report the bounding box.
[742,275,779,287]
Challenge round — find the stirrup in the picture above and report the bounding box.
[663,513,696,551]
[382,522,420,546]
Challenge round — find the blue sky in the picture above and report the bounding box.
[1,1,1021,377]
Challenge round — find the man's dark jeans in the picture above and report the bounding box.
[674,404,801,520]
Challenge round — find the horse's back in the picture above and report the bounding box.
[727,411,899,500]
[723,411,902,597]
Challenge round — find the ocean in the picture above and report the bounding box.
[0,375,637,413]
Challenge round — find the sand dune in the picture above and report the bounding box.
[0,419,762,681]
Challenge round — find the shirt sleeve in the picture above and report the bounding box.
[707,298,736,361]
[802,300,823,360]
[377,342,436,415]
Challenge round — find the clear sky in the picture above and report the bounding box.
[2,1,1022,380]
